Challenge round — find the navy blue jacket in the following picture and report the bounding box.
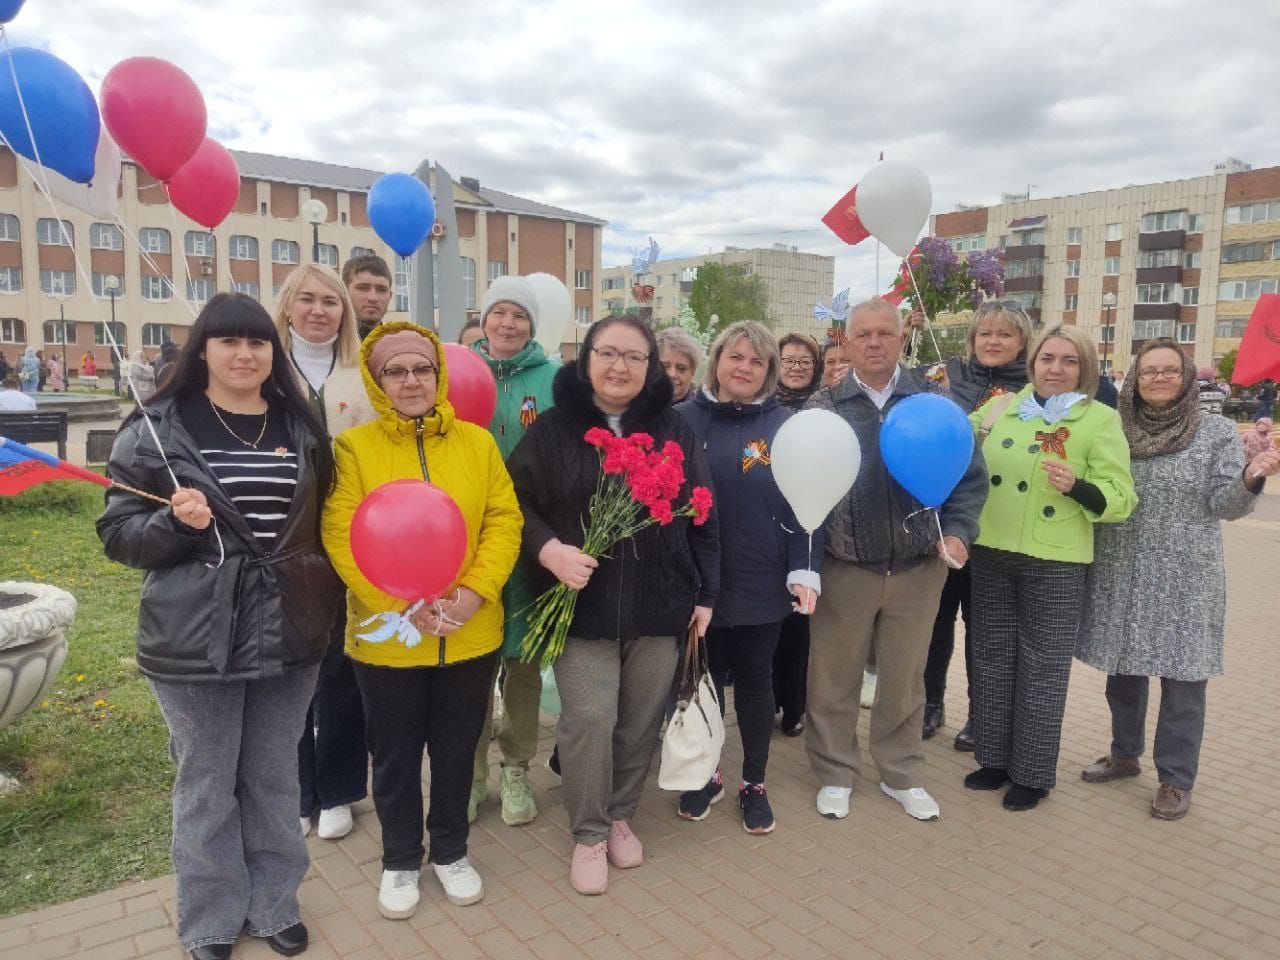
[676,389,820,628]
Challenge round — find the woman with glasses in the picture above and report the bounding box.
[924,300,1035,750]
[321,322,522,918]
[506,314,719,895]
[1076,340,1280,820]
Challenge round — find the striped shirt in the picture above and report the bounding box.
[179,397,297,545]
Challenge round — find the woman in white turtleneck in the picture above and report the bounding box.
[273,263,376,843]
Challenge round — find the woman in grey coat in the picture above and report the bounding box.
[1076,339,1280,821]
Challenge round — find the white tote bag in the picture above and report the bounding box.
[659,627,725,791]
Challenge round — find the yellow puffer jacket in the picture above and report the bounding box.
[321,321,523,667]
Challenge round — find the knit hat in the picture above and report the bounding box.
[480,276,540,335]
[366,329,437,379]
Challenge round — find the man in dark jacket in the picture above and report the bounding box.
[803,297,987,823]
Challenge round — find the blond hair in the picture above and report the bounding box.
[967,299,1036,359]
[704,320,780,399]
[1027,323,1099,400]
[273,263,361,366]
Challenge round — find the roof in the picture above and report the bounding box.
[1008,214,1047,230]
[472,185,606,226]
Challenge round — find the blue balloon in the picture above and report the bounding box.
[0,47,99,184]
[367,172,436,258]
[0,1,25,24]
[880,393,974,509]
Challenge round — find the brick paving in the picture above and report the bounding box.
[3,495,1279,959]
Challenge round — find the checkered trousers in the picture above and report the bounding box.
[969,546,1087,790]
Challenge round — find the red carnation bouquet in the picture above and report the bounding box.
[519,427,713,666]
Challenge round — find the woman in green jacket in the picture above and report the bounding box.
[469,276,559,827]
[964,323,1136,811]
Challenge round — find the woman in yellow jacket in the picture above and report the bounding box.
[322,322,522,921]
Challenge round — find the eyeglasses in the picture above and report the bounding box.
[976,299,1029,316]
[381,363,437,384]
[591,346,649,368]
[1138,368,1182,381]
[780,358,815,370]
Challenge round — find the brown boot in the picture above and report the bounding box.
[1080,755,1141,783]
[1151,783,1191,820]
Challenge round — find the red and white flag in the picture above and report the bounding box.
[1232,293,1280,385]
[821,184,871,246]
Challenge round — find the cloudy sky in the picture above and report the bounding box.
[11,0,1280,299]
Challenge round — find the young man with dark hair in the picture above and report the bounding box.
[342,254,394,340]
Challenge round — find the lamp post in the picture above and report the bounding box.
[58,300,67,393]
[1101,291,1117,375]
[105,275,120,396]
[301,198,328,264]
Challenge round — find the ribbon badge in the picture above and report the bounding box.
[1034,426,1071,459]
[742,439,771,473]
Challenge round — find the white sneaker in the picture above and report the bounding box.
[299,816,312,838]
[378,869,421,920]
[860,671,877,709]
[433,857,484,906]
[816,786,852,819]
[317,804,353,840]
[880,783,940,821]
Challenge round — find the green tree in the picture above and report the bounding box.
[688,262,770,339]
[1218,348,1237,382]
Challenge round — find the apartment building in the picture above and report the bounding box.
[930,158,1276,373]
[0,148,604,369]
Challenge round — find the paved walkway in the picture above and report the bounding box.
[3,500,1279,959]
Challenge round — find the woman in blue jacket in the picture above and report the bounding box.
[675,321,819,834]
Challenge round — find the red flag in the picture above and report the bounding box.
[822,185,871,246]
[0,436,111,497]
[1232,294,1280,386]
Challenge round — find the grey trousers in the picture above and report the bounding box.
[553,635,679,845]
[1106,674,1208,791]
[150,665,319,951]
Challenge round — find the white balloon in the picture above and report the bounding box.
[771,408,862,533]
[856,161,932,258]
[42,127,121,219]
[525,272,572,353]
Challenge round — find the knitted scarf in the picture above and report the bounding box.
[1118,354,1201,459]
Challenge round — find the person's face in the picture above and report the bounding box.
[201,336,272,395]
[973,313,1025,368]
[348,271,392,325]
[1135,347,1185,409]
[1032,336,1082,396]
[589,323,650,413]
[715,335,768,403]
[459,325,484,348]
[823,346,850,388]
[377,347,439,419]
[780,343,816,390]
[660,345,696,401]
[482,301,533,360]
[287,277,344,344]
[846,308,904,384]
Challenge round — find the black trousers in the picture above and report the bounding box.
[923,566,973,705]
[353,652,496,871]
[298,609,369,816]
[707,621,784,784]
[772,611,809,726]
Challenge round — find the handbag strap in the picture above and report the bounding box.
[977,392,1016,442]
[677,624,707,701]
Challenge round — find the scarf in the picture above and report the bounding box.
[776,379,819,410]
[1018,391,1085,425]
[1118,356,1201,459]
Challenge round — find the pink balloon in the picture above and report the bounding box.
[166,137,240,229]
[101,57,206,182]
[350,480,467,602]
[443,344,498,427]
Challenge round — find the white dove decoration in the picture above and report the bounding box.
[631,236,660,276]
[813,287,851,323]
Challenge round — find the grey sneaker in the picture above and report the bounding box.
[499,765,537,826]
[1081,755,1141,783]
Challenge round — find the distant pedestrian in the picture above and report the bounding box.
[47,354,64,392]
[1244,416,1274,460]
[1255,380,1275,420]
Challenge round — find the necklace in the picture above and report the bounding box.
[208,396,268,448]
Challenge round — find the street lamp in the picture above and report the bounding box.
[105,275,121,396]
[1101,292,1117,375]
[301,198,328,264]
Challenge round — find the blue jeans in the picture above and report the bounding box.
[150,665,319,951]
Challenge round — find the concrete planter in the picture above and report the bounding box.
[0,581,76,732]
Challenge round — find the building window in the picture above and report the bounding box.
[340,212,348,225]
[576,306,591,325]
[233,280,260,300]
[142,323,171,348]
[575,270,591,289]
[1064,294,1078,311]
[1065,259,1080,277]
[1138,248,1181,269]
[39,268,75,296]
[92,273,125,297]
[1133,318,1175,339]
[394,256,411,313]
[230,235,258,260]
[461,257,476,309]
[37,218,73,246]
[603,277,626,291]
[1136,283,1178,304]
[94,322,126,346]
[949,234,984,253]
[1219,278,1280,300]
[1105,223,1122,241]
[1177,323,1196,343]
[43,320,77,344]
[1066,227,1082,245]
[1009,229,1044,247]
[487,260,507,281]
[186,279,213,303]
[0,214,18,243]
[1004,258,1043,279]
[260,201,269,216]
[317,243,339,268]
[1099,325,1116,343]
[1104,256,1121,275]
[90,223,122,250]
[350,246,375,260]
[1139,210,1186,233]
[184,231,215,257]
[272,240,299,264]
[1221,242,1267,264]
[141,275,171,301]
[1225,201,1280,225]
[1187,214,1205,233]
[1182,287,1199,305]
[1182,249,1201,268]
[1007,291,1042,310]
[0,266,21,293]
[1217,318,1248,338]
[0,317,23,342]
[139,227,171,253]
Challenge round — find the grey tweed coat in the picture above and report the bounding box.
[1077,415,1257,681]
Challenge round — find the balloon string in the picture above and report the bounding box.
[114,214,200,319]
[903,260,943,365]
[900,506,962,569]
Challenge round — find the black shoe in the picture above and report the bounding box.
[1003,783,1048,811]
[781,716,805,737]
[739,783,776,834]
[546,744,561,779]
[953,721,975,752]
[678,773,725,821]
[264,922,308,957]
[922,702,945,739]
[190,946,232,960]
[963,766,1010,791]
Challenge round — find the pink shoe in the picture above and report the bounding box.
[607,820,644,869]
[570,841,608,895]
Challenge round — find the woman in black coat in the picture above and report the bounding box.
[98,294,337,960]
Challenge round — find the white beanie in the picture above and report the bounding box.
[480,276,540,335]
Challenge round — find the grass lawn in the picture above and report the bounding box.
[0,482,173,917]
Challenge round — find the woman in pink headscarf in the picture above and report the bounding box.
[1243,417,1274,460]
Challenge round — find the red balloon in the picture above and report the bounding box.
[101,57,206,182]
[350,480,467,602]
[166,138,240,229]
[443,344,498,427]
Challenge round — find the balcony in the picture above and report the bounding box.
[1138,229,1186,251]
[1133,302,1179,321]
[1002,244,1044,261]
[1135,265,1181,285]
[1003,275,1043,292]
